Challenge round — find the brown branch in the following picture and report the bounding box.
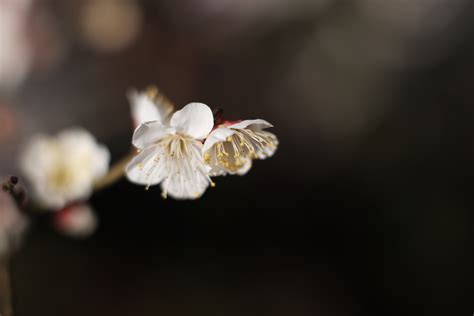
[94,151,136,191]
[0,257,13,316]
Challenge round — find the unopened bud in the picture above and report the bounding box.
[53,204,98,239]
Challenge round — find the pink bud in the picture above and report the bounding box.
[54,204,98,239]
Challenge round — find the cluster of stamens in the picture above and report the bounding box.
[205,128,277,174]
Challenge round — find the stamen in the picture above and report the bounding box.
[205,128,277,175]
[141,134,215,198]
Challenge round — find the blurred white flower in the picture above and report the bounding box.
[20,128,110,210]
[126,102,215,199]
[0,0,33,90]
[0,190,28,255]
[128,87,175,127]
[53,204,98,239]
[203,119,278,176]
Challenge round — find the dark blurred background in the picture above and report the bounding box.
[1,0,474,315]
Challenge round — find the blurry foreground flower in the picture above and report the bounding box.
[0,190,28,255]
[53,204,98,239]
[129,87,174,127]
[127,103,215,199]
[20,128,110,210]
[203,119,278,176]
[0,0,33,89]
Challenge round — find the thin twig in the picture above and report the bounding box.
[0,257,13,316]
[94,151,136,191]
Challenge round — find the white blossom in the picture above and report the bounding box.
[126,102,215,199]
[202,119,278,176]
[20,128,110,210]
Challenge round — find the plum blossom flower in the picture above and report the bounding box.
[129,87,174,127]
[20,128,110,210]
[53,204,98,239]
[203,119,278,176]
[126,102,215,199]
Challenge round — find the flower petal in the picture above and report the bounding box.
[128,90,162,125]
[236,159,253,176]
[164,172,210,199]
[170,102,214,139]
[126,145,167,186]
[128,89,175,126]
[253,131,279,159]
[132,121,175,149]
[57,128,111,180]
[228,119,273,131]
[20,134,52,181]
[202,127,236,154]
[160,140,211,199]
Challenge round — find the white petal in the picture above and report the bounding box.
[202,127,236,154]
[162,168,210,200]
[160,139,211,199]
[57,128,97,147]
[128,89,175,126]
[20,134,52,180]
[57,128,111,179]
[255,131,278,159]
[126,145,166,186]
[132,121,175,149]
[129,90,162,125]
[91,145,111,179]
[228,119,273,131]
[236,159,253,176]
[170,102,214,139]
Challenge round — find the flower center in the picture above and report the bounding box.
[161,134,191,159]
[49,165,74,190]
[145,134,214,199]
